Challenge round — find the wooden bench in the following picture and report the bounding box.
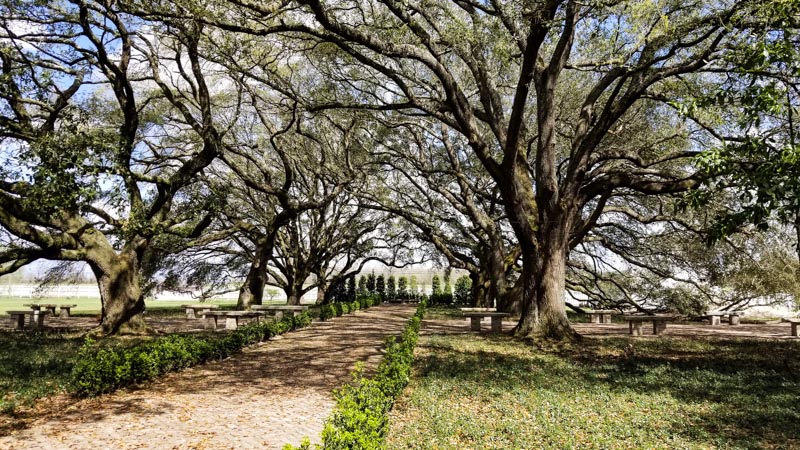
[250,305,308,319]
[587,309,616,324]
[181,304,219,319]
[58,304,78,318]
[705,311,742,326]
[7,310,50,329]
[201,311,265,330]
[785,318,800,337]
[621,315,678,336]
[462,312,510,333]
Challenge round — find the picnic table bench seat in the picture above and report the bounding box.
[621,314,678,336]
[785,318,800,337]
[705,311,742,326]
[586,309,616,324]
[461,311,510,333]
[201,310,265,330]
[7,310,50,329]
[58,304,78,318]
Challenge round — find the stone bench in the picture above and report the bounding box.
[181,304,219,319]
[621,315,678,336]
[58,304,78,318]
[705,311,742,326]
[201,311,265,330]
[587,309,616,324]
[785,318,800,337]
[7,310,50,329]
[462,312,510,333]
[459,307,497,312]
[250,305,308,319]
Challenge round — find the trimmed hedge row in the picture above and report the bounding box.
[71,312,313,397]
[318,294,382,321]
[285,300,426,450]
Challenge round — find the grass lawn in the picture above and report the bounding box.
[0,296,239,316]
[0,331,85,415]
[387,332,800,449]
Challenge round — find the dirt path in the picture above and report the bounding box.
[0,304,415,450]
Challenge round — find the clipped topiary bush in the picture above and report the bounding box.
[71,312,313,397]
[285,300,427,450]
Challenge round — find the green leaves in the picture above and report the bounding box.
[70,312,314,397]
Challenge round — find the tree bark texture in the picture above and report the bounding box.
[89,249,148,335]
[237,245,271,308]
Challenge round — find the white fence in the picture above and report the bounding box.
[0,284,306,302]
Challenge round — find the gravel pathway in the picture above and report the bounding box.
[0,304,415,450]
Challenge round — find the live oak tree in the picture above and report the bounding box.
[0,1,227,334]
[267,189,408,305]
[364,118,524,310]
[192,0,800,339]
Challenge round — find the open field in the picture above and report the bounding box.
[0,297,245,316]
[387,320,800,449]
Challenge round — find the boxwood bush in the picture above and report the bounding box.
[318,294,382,322]
[71,312,313,397]
[284,300,426,450]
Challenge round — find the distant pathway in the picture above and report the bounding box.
[0,304,415,450]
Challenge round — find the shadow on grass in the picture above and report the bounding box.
[413,333,800,448]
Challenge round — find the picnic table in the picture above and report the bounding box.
[459,307,497,312]
[23,303,58,314]
[201,310,265,330]
[181,304,219,319]
[250,305,309,319]
[586,309,616,324]
[621,314,678,336]
[705,310,742,326]
[6,310,50,329]
[24,303,78,318]
[461,311,510,333]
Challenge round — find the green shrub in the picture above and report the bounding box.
[71,313,312,397]
[429,293,453,305]
[320,304,336,321]
[453,275,473,305]
[285,300,427,450]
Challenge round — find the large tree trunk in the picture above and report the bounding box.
[533,235,576,339]
[512,250,539,337]
[237,246,270,308]
[315,281,327,305]
[88,250,149,335]
[469,271,492,308]
[285,280,304,305]
[514,225,579,340]
[497,282,523,315]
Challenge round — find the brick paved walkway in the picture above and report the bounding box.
[0,304,415,450]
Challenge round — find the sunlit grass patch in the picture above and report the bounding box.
[387,333,800,449]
